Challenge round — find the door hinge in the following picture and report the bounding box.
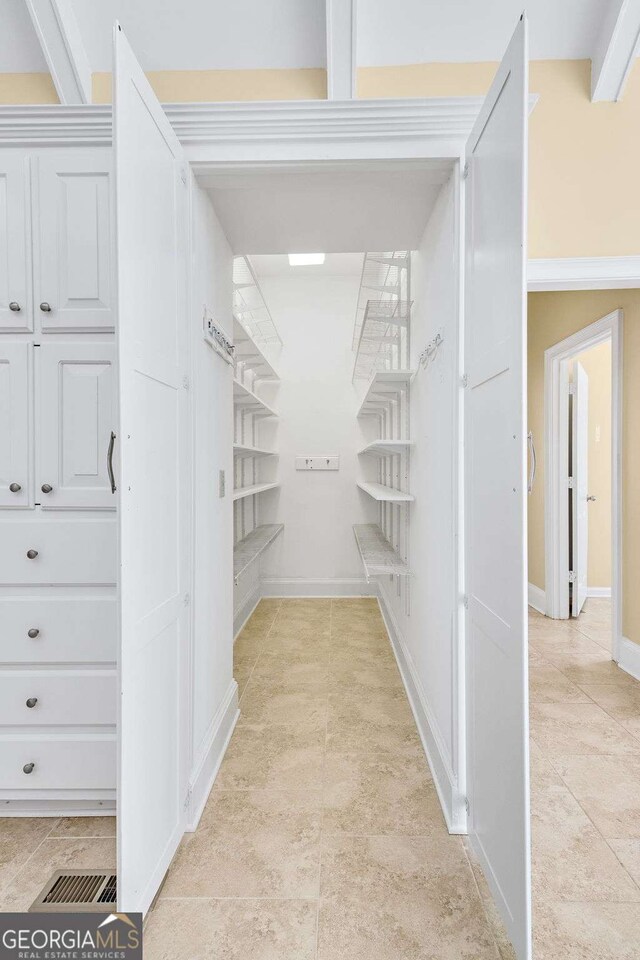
[568,571,576,583]
[464,796,470,814]
[567,476,574,489]
[180,164,188,186]
[568,382,576,395]
[183,786,192,811]
[461,373,469,388]
[462,594,469,609]
[182,374,190,390]
[183,592,191,606]
[463,162,470,180]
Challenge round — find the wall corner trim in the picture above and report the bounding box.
[377,590,467,835]
[527,582,546,615]
[186,679,239,832]
[618,636,640,683]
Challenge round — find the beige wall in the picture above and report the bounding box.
[1,58,639,259]
[528,290,640,645]
[570,341,612,588]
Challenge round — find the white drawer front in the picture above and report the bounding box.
[0,520,116,585]
[0,598,117,664]
[0,671,116,726]
[0,736,116,790]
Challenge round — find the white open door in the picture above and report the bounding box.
[114,24,190,913]
[464,15,531,960]
[571,361,589,616]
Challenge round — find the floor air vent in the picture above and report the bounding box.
[30,870,117,912]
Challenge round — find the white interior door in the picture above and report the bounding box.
[464,16,531,960]
[114,23,190,914]
[571,361,589,616]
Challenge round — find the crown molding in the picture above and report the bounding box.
[528,256,640,291]
[0,97,483,157]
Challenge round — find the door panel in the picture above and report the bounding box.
[114,23,190,915]
[0,343,32,508]
[38,343,116,510]
[464,16,530,960]
[34,151,114,332]
[571,362,589,616]
[0,153,31,332]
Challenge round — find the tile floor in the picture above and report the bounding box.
[144,597,514,959]
[529,598,640,959]
[2,597,639,958]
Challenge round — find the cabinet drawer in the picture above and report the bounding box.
[0,735,116,790]
[0,670,116,726]
[0,598,117,664]
[0,520,116,584]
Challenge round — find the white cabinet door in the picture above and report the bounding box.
[115,23,190,915]
[0,343,32,508]
[571,361,589,616]
[464,16,531,960]
[0,153,31,333]
[37,343,116,510]
[34,150,114,332]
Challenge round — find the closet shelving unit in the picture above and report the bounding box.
[232,282,283,584]
[353,253,413,593]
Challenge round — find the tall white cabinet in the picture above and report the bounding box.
[0,146,117,814]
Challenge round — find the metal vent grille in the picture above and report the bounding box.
[30,870,117,913]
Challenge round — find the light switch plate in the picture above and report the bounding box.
[295,457,340,471]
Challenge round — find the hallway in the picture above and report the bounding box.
[529,600,640,958]
[144,598,513,959]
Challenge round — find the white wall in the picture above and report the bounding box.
[378,175,464,830]
[257,273,376,595]
[187,180,236,825]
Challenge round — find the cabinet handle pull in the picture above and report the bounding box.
[26,549,38,560]
[40,302,52,312]
[527,431,537,495]
[107,431,116,494]
[41,483,53,494]
[27,628,40,639]
[9,482,21,493]
[26,697,38,708]
[9,301,21,312]
[23,762,35,774]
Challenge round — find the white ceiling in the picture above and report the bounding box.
[199,161,452,255]
[0,0,625,74]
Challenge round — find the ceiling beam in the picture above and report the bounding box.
[325,0,357,100]
[24,0,92,104]
[591,0,640,101]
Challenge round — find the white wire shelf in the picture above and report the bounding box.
[357,369,416,417]
[353,523,410,579]
[233,482,280,502]
[357,481,414,503]
[234,523,284,580]
[233,443,277,459]
[233,256,283,347]
[233,378,278,417]
[233,317,279,381]
[358,439,414,456]
[352,251,409,351]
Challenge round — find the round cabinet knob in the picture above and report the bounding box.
[23,762,35,774]
[26,697,38,709]
[27,628,40,639]
[40,302,52,312]
[40,483,53,494]
[9,482,21,493]
[9,301,21,312]
[26,549,39,560]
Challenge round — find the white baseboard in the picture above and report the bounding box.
[587,587,612,599]
[260,577,375,597]
[618,636,640,682]
[0,799,116,817]
[377,591,467,835]
[185,679,239,832]
[234,585,261,639]
[528,583,546,615]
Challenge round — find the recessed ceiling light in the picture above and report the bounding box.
[288,253,325,266]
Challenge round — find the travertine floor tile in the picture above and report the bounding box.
[528,662,591,703]
[161,790,322,899]
[530,702,640,756]
[144,899,318,960]
[240,679,328,725]
[607,838,640,886]
[50,817,116,838]
[0,819,58,893]
[579,682,640,719]
[533,901,640,960]
[318,835,499,960]
[551,756,640,838]
[216,721,326,791]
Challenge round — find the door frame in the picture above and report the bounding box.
[544,309,622,657]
